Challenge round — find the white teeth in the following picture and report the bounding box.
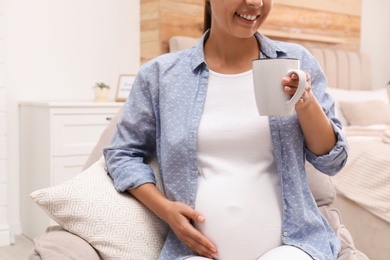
[238,13,257,21]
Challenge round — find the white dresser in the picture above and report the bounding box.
[19,101,123,239]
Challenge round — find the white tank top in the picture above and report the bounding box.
[195,69,283,259]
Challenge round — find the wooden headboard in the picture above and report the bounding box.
[305,47,371,90]
[169,36,372,91]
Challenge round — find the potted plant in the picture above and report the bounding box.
[93,82,110,102]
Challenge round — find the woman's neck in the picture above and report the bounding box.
[204,32,260,74]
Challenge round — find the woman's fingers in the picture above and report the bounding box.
[282,72,311,95]
[181,225,218,258]
[165,201,218,258]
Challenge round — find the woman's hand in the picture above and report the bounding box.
[282,71,312,109]
[128,183,218,259]
[281,71,337,155]
[163,201,218,259]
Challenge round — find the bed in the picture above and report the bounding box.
[307,47,390,260]
[326,88,390,260]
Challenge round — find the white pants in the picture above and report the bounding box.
[186,245,313,260]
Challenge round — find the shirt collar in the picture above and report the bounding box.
[255,32,285,59]
[189,31,209,71]
[189,30,287,71]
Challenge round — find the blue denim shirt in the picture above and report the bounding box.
[104,31,348,260]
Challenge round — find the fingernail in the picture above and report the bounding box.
[197,215,205,222]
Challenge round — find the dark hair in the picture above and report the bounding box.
[203,0,211,33]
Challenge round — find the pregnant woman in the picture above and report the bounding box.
[104,0,348,259]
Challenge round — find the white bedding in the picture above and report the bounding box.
[332,125,390,223]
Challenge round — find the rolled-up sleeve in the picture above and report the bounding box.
[301,49,348,175]
[103,69,158,192]
[305,119,348,175]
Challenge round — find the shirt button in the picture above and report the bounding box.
[283,205,287,210]
[283,232,288,237]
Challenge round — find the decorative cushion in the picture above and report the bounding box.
[327,87,390,126]
[327,87,389,105]
[30,157,168,260]
[339,100,390,126]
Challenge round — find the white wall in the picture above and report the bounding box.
[361,0,390,89]
[4,0,140,235]
[0,0,11,247]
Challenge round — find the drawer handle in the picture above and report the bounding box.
[106,117,112,121]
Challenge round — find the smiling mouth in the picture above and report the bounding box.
[236,12,258,21]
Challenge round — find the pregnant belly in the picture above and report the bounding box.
[194,174,283,260]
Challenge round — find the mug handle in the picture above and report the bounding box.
[285,69,307,109]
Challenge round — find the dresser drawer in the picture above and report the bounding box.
[53,114,114,156]
[52,155,89,185]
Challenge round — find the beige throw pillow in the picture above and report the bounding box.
[30,157,168,260]
[30,226,101,260]
[326,87,390,126]
[339,100,390,126]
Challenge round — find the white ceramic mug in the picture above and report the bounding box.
[252,58,306,116]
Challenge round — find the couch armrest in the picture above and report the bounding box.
[28,226,101,260]
[318,207,369,260]
[83,106,124,171]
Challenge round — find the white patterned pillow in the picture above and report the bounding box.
[30,157,168,260]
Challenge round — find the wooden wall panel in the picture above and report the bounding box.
[140,0,161,63]
[275,0,361,16]
[140,0,361,63]
[141,0,203,63]
[262,0,361,50]
[160,1,204,51]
